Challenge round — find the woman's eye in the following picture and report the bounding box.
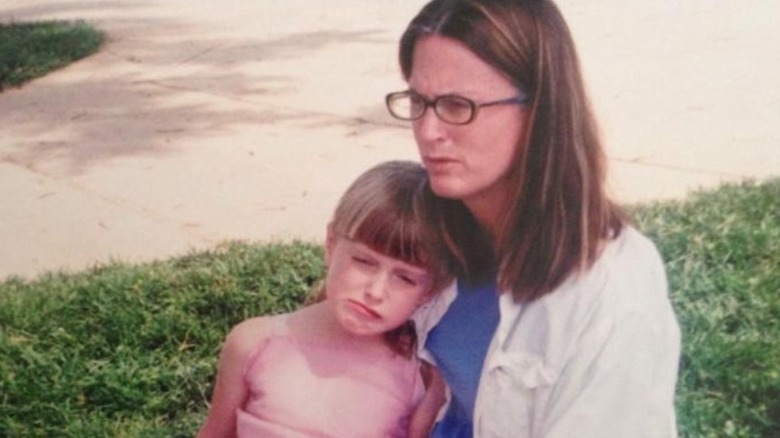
[440,97,471,111]
[409,95,425,112]
[438,97,473,121]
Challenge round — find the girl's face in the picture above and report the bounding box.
[408,35,528,230]
[324,233,433,340]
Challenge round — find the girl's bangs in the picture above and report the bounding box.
[350,209,428,268]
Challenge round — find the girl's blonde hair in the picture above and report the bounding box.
[316,160,453,357]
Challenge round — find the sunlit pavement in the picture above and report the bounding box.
[1,0,778,279]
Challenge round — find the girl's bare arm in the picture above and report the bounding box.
[196,317,272,438]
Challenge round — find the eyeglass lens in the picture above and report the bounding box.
[389,93,474,124]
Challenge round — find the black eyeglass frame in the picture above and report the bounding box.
[385,90,529,125]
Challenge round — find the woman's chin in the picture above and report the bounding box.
[429,179,468,201]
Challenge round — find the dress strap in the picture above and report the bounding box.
[241,314,291,382]
[270,313,291,337]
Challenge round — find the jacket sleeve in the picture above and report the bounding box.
[538,308,680,438]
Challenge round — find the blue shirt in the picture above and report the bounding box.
[426,279,500,438]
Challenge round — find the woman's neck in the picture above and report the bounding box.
[463,191,508,245]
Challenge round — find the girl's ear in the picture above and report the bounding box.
[418,285,437,306]
[324,224,336,267]
[418,292,434,306]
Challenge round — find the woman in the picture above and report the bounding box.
[384,0,681,437]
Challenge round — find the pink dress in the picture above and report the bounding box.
[237,315,425,438]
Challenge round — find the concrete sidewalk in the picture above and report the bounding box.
[1,0,779,280]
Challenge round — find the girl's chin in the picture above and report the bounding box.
[336,314,384,339]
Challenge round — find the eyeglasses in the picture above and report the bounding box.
[385,90,528,125]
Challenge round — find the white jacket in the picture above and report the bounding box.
[413,227,681,438]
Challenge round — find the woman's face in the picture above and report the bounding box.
[408,35,528,228]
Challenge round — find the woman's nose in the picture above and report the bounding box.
[413,108,445,145]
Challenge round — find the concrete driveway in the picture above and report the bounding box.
[1,0,778,280]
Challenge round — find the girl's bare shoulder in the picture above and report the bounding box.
[225,304,325,354]
[223,315,279,359]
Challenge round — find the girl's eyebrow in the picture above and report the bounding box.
[394,265,431,278]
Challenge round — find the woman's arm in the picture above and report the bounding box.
[196,317,271,438]
[540,310,680,438]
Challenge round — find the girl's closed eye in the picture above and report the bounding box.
[395,271,431,288]
[352,254,376,267]
[397,273,418,286]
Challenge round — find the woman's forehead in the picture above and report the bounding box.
[409,35,517,97]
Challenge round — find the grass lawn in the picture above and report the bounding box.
[0,20,103,90]
[1,178,779,437]
[0,242,325,437]
[632,178,780,437]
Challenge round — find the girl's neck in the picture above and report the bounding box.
[292,303,391,355]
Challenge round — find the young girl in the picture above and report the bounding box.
[196,160,451,438]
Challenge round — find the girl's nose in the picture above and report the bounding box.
[364,272,390,303]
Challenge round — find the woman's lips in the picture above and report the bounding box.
[423,156,457,172]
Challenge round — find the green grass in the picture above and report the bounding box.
[631,178,780,437]
[1,178,779,437]
[0,20,103,90]
[0,242,325,437]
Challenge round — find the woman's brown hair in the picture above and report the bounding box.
[400,0,625,302]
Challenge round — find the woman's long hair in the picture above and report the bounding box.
[400,0,625,302]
